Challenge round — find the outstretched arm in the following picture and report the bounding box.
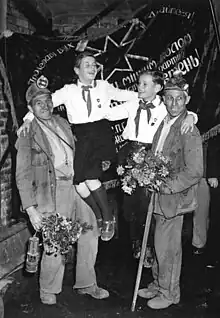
[106,82,137,102]
[105,101,132,121]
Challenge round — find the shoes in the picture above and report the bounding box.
[101,218,115,241]
[143,247,154,268]
[138,282,159,299]
[40,291,56,305]
[132,241,154,268]
[192,246,205,255]
[147,294,178,309]
[77,284,109,299]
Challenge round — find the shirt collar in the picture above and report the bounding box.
[77,80,96,88]
[152,95,162,107]
[140,95,162,107]
[164,113,181,125]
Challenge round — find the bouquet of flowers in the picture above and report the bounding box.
[117,146,174,195]
[41,213,93,256]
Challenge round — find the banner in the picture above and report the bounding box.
[0,0,219,143]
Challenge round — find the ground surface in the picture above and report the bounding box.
[4,189,220,318]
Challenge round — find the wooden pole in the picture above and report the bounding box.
[209,0,220,53]
[131,192,155,312]
[0,0,7,35]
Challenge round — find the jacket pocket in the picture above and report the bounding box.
[31,149,48,166]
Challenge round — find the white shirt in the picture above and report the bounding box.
[24,80,137,123]
[106,95,198,144]
[155,115,180,153]
[37,119,73,177]
[106,95,168,144]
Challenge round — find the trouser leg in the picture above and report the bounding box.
[152,214,184,303]
[74,230,98,288]
[192,178,210,248]
[40,181,76,294]
[40,253,64,294]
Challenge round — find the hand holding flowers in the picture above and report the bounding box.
[41,213,93,256]
[117,146,174,195]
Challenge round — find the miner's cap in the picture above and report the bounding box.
[25,76,50,104]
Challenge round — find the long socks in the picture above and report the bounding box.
[91,186,112,221]
[83,194,102,220]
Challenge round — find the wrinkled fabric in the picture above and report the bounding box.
[152,214,183,302]
[193,178,210,248]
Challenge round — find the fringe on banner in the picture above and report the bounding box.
[202,123,220,143]
[0,55,18,130]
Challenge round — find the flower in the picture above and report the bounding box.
[117,165,125,176]
[41,214,93,256]
[117,147,174,195]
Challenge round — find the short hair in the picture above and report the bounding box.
[138,70,164,89]
[74,51,96,69]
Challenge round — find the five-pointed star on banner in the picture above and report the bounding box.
[87,35,135,81]
[86,19,149,81]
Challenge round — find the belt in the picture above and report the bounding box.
[56,175,73,181]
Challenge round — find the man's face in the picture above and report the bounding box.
[163,89,190,118]
[138,74,161,101]
[74,56,98,84]
[29,94,53,120]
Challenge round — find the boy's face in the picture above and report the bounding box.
[137,74,161,101]
[74,56,98,84]
[163,89,190,118]
[28,94,53,120]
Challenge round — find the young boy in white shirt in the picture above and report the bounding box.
[17,51,137,241]
[105,70,197,261]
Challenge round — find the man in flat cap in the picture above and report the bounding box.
[138,72,203,309]
[16,80,109,305]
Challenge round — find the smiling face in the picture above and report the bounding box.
[74,55,98,85]
[28,93,53,120]
[137,74,162,102]
[163,89,191,118]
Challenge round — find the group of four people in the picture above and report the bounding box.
[16,51,205,309]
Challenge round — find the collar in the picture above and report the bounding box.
[140,95,161,107]
[164,110,187,126]
[163,114,180,126]
[77,80,96,88]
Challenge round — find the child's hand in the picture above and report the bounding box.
[181,114,194,134]
[17,120,31,137]
[208,178,218,188]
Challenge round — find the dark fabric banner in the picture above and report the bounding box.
[0,0,219,143]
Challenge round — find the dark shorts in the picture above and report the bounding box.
[72,120,116,184]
